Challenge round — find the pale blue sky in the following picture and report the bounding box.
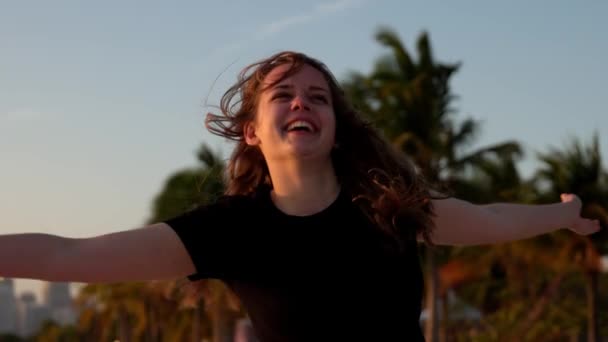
[2,1,606,299]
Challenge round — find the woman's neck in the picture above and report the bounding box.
[266,158,340,216]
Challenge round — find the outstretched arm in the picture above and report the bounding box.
[429,193,601,246]
[0,223,196,283]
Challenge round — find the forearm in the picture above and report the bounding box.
[432,195,594,246]
[482,202,571,241]
[0,233,71,280]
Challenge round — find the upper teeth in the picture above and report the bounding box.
[286,120,314,132]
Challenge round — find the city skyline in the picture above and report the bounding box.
[0,278,77,337]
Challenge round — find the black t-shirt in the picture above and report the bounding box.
[164,186,425,341]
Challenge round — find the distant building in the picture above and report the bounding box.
[42,282,77,326]
[0,278,18,334]
[18,291,51,338]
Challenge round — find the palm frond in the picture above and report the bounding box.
[375,27,415,81]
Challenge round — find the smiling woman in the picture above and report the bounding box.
[244,63,337,167]
[0,50,600,342]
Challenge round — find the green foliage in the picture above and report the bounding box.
[30,320,80,342]
[535,133,608,247]
[341,26,608,341]
[68,143,227,341]
[147,143,226,223]
[0,333,24,342]
[342,28,463,178]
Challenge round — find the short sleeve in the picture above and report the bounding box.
[163,195,252,281]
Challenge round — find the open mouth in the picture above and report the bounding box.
[285,120,315,133]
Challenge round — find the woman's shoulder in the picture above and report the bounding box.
[163,189,267,229]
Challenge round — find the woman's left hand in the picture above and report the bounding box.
[560,193,601,235]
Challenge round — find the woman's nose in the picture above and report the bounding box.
[290,95,310,111]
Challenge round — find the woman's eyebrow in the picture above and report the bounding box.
[271,84,329,93]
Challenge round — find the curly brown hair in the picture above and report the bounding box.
[205,50,444,250]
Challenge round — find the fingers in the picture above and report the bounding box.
[587,220,601,234]
[575,218,601,235]
[559,194,601,235]
[560,194,582,217]
[560,193,578,202]
[594,219,602,232]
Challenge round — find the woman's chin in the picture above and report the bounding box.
[288,144,332,160]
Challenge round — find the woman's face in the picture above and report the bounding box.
[245,63,336,163]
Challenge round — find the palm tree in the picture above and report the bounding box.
[341,27,522,341]
[442,138,606,340]
[74,255,214,341]
[0,334,22,342]
[437,135,608,340]
[72,143,240,341]
[533,133,608,342]
[146,142,245,342]
[75,282,149,341]
[32,320,80,342]
[147,143,226,223]
[436,149,533,339]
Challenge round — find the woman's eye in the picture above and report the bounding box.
[272,92,290,100]
[312,95,328,103]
